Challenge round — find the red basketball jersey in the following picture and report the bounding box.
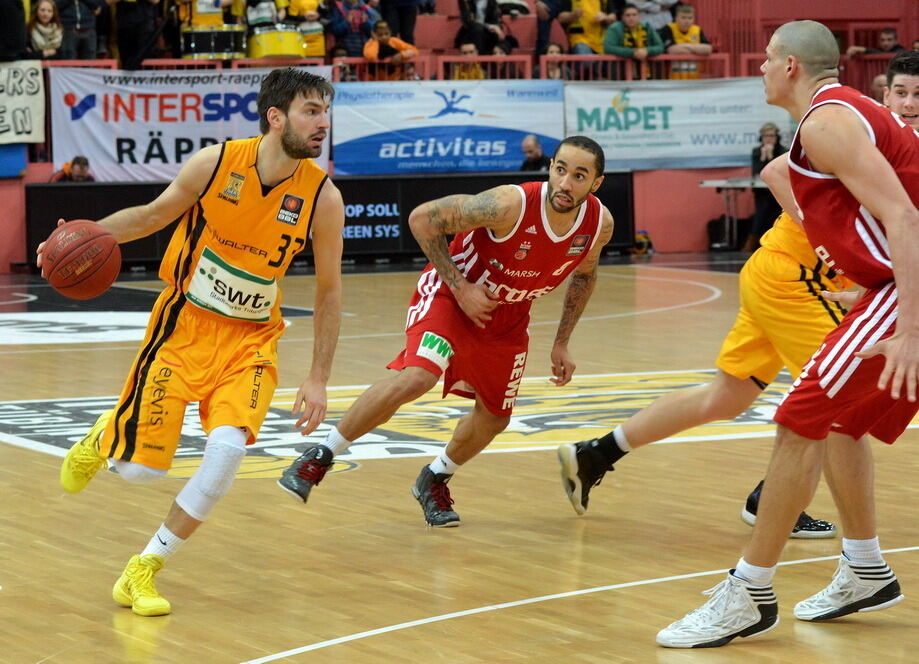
[788,83,919,289]
[407,181,604,334]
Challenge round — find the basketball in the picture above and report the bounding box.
[42,220,121,300]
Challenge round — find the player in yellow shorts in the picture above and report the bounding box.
[557,205,849,536]
[37,68,344,616]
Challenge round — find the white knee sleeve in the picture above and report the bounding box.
[175,425,247,521]
[112,460,168,484]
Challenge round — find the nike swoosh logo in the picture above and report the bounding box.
[157,535,167,546]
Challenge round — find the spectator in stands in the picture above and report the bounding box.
[380,0,418,46]
[538,41,572,79]
[603,3,663,78]
[912,38,919,52]
[658,4,711,78]
[519,135,551,171]
[454,0,503,56]
[846,27,905,57]
[330,43,359,79]
[28,0,64,59]
[632,0,675,31]
[742,122,786,251]
[558,0,616,56]
[534,0,562,59]
[330,0,378,57]
[56,0,105,59]
[870,72,888,103]
[110,0,159,69]
[0,0,29,61]
[284,0,329,56]
[364,19,416,79]
[50,156,96,182]
[491,40,521,79]
[451,40,486,79]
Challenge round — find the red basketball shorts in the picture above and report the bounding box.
[774,282,919,444]
[387,290,529,417]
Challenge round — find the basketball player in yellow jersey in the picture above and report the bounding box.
[558,166,848,535]
[37,68,344,616]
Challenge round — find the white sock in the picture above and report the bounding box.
[140,524,185,561]
[733,557,776,586]
[323,426,352,455]
[612,426,632,452]
[429,451,460,476]
[842,536,883,564]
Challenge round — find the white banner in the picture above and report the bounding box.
[564,78,794,170]
[0,60,45,144]
[332,80,565,175]
[49,67,331,181]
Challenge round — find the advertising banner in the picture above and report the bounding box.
[49,67,331,181]
[332,80,565,175]
[0,60,45,144]
[565,78,794,170]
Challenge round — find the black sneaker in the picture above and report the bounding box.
[412,465,460,527]
[277,444,333,503]
[741,480,837,539]
[557,440,615,515]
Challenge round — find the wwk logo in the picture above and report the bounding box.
[64,92,96,120]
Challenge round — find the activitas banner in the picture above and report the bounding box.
[49,67,331,181]
[565,77,794,170]
[332,80,564,175]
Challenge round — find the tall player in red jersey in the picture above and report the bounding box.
[658,23,919,648]
[278,135,614,526]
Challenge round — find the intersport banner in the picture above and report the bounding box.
[332,80,564,175]
[565,77,794,170]
[49,67,331,181]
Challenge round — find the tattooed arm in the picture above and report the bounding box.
[408,185,522,328]
[550,206,614,386]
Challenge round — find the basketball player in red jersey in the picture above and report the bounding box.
[658,23,919,648]
[279,135,614,526]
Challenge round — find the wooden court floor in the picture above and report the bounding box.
[1,256,917,663]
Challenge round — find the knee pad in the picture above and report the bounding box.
[175,425,246,521]
[112,460,168,484]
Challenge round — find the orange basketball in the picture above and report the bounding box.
[42,220,121,300]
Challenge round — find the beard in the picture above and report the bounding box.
[546,184,586,213]
[281,121,323,159]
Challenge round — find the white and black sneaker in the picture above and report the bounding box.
[557,440,615,515]
[657,571,779,648]
[741,480,837,539]
[794,554,904,621]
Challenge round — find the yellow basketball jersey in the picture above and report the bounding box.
[159,136,328,324]
[759,211,853,288]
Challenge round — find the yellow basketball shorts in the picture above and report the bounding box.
[715,248,848,386]
[100,288,282,470]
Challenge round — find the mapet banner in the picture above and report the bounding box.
[332,80,565,175]
[49,67,331,181]
[0,60,45,144]
[565,77,794,170]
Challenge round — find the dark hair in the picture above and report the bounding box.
[72,155,89,167]
[257,67,334,134]
[544,41,566,54]
[372,20,390,31]
[621,3,638,13]
[553,135,605,176]
[880,28,898,37]
[675,4,695,15]
[887,50,919,86]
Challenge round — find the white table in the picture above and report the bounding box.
[699,177,768,250]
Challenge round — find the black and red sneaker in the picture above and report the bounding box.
[412,465,460,527]
[277,444,333,504]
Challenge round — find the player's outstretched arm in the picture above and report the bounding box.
[550,207,614,386]
[294,179,345,435]
[98,144,224,243]
[408,185,521,328]
[803,104,919,401]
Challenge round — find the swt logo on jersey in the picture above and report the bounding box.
[186,247,278,322]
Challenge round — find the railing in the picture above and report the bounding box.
[539,55,630,81]
[645,53,731,80]
[539,53,729,81]
[230,58,325,69]
[840,53,896,98]
[331,57,431,82]
[43,60,118,69]
[435,55,532,80]
[141,58,221,70]
[738,52,763,77]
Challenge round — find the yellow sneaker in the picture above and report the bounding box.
[113,554,172,617]
[60,410,112,493]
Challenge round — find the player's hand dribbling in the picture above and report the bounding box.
[549,342,575,387]
[454,281,500,328]
[36,218,66,273]
[293,377,328,435]
[856,330,919,402]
